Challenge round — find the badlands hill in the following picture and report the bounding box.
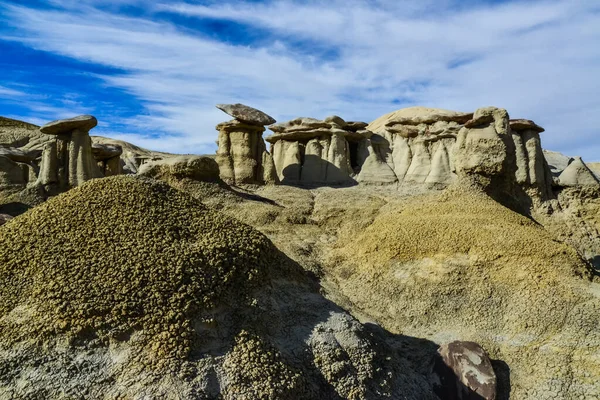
[1,105,600,399]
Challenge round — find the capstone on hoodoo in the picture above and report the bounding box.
[215,103,277,185]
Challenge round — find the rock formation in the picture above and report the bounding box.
[557,156,600,187]
[363,107,472,186]
[266,116,370,184]
[0,147,39,189]
[138,155,220,182]
[36,115,103,194]
[0,176,437,399]
[434,341,497,400]
[92,143,123,176]
[543,150,574,177]
[215,104,277,185]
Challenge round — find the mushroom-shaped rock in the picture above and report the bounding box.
[35,115,103,192]
[509,119,544,133]
[557,157,600,187]
[40,115,98,135]
[433,341,497,400]
[92,143,123,161]
[216,103,276,126]
[215,120,276,185]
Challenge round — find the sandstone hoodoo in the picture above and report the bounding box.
[362,107,473,186]
[266,115,371,185]
[36,115,103,194]
[92,143,123,176]
[215,103,278,185]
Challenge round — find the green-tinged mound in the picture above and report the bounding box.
[0,176,273,359]
[0,176,436,399]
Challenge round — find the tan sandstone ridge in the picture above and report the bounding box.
[1,105,600,399]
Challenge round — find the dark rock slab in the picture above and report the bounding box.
[216,103,276,126]
[509,119,544,133]
[40,115,98,135]
[433,341,497,400]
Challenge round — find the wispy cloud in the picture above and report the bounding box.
[0,0,598,160]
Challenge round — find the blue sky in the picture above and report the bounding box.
[0,0,599,160]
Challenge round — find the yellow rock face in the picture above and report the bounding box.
[327,184,600,399]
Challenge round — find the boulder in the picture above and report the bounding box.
[138,155,220,182]
[92,143,123,177]
[557,157,600,187]
[40,115,98,135]
[216,103,276,126]
[434,341,497,400]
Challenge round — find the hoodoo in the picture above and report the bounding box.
[215,103,278,185]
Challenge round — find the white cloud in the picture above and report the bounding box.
[0,0,599,160]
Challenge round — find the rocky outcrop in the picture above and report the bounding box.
[557,157,600,187]
[92,143,123,177]
[266,116,369,184]
[215,104,277,185]
[434,341,497,400]
[36,115,103,194]
[138,155,220,182]
[543,150,573,177]
[365,107,473,186]
[0,147,39,189]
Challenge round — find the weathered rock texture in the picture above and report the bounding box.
[90,136,171,175]
[0,176,438,399]
[434,341,497,400]
[266,116,370,184]
[0,148,37,189]
[363,107,472,186]
[364,107,556,203]
[138,155,220,182]
[557,157,600,187]
[216,103,276,126]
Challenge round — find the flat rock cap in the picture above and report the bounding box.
[509,119,545,133]
[92,143,123,160]
[216,103,276,126]
[40,115,98,135]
